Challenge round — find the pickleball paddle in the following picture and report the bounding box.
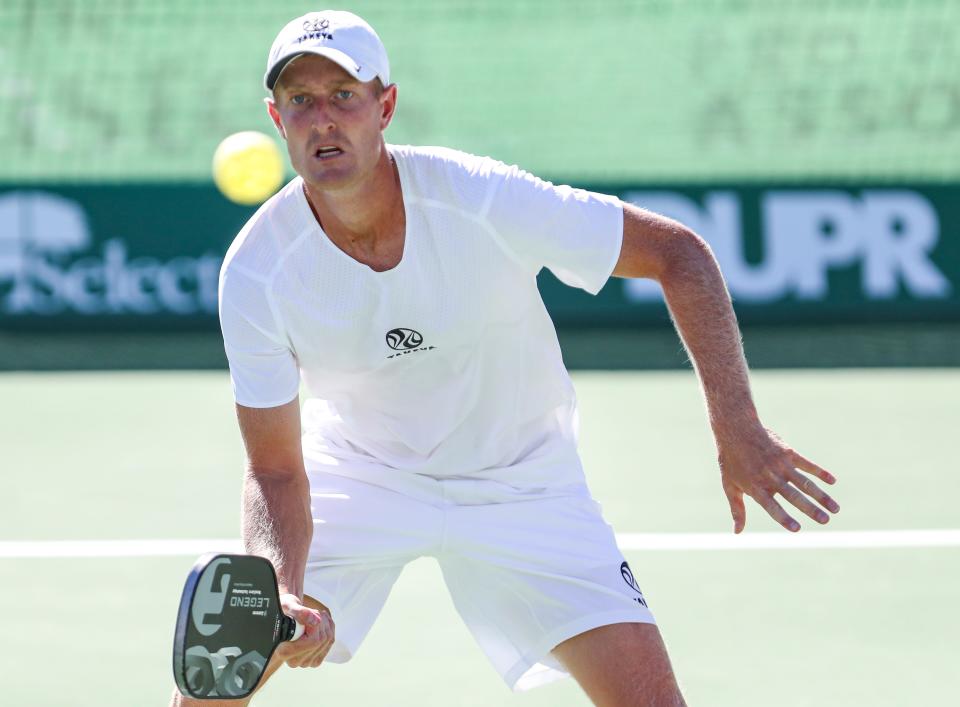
[172,553,304,699]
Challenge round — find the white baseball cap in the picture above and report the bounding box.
[264,10,390,92]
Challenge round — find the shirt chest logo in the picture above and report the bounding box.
[385,328,436,359]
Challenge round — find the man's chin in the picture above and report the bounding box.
[301,169,356,194]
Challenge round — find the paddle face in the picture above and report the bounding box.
[173,554,292,699]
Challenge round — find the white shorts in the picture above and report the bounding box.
[302,467,656,691]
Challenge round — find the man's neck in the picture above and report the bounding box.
[302,147,402,250]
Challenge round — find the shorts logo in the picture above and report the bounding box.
[385,328,436,359]
[620,561,648,608]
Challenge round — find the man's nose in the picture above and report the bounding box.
[309,100,336,131]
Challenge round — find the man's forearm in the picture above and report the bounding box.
[242,467,312,598]
[658,232,759,435]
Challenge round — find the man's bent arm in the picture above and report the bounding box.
[612,204,839,532]
[613,205,757,435]
[235,398,312,597]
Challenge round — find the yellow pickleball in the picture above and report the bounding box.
[212,131,285,205]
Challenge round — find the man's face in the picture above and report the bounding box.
[267,54,396,192]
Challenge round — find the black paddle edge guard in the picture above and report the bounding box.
[172,552,221,698]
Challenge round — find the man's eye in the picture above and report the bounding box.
[291,95,307,105]
[335,90,353,100]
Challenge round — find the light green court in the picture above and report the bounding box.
[1,369,956,705]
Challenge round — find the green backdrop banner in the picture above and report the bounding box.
[1,183,957,330]
[6,1,959,183]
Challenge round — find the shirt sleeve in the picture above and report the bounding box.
[218,265,300,408]
[482,160,624,294]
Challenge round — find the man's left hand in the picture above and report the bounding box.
[716,424,840,533]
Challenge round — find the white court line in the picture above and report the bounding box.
[616,529,960,551]
[1,530,959,558]
[0,539,244,558]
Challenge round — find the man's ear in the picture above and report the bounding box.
[264,97,287,140]
[379,83,398,132]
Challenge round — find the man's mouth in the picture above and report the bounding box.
[314,146,343,160]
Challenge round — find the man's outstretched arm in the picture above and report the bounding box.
[236,399,313,597]
[235,398,335,660]
[612,203,840,533]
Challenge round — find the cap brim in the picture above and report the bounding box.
[265,47,378,90]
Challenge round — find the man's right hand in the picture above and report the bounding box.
[274,593,336,668]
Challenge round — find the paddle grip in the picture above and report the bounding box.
[281,614,305,642]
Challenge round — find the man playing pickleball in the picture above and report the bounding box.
[172,10,839,706]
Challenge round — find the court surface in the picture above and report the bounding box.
[1,368,957,705]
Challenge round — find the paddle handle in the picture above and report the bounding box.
[281,614,306,642]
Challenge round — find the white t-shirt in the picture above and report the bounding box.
[219,145,623,493]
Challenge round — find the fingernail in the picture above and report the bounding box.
[818,512,828,523]
[789,521,800,531]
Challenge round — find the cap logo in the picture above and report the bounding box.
[300,17,333,40]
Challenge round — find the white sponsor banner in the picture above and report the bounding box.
[622,190,951,304]
[0,191,221,316]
